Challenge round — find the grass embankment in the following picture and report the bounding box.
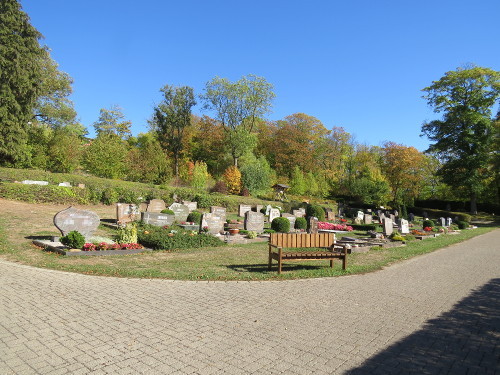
[0,217,496,281]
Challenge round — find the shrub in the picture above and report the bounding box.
[240,187,250,197]
[306,204,325,221]
[295,217,307,230]
[247,231,257,239]
[191,161,209,190]
[271,217,290,233]
[223,166,242,195]
[350,224,377,231]
[210,180,228,194]
[422,219,435,228]
[116,223,138,244]
[137,224,225,250]
[186,211,202,224]
[60,231,86,249]
[264,229,276,234]
[161,209,175,215]
[457,221,469,229]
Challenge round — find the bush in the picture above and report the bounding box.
[422,219,435,228]
[295,217,307,230]
[186,211,202,224]
[137,224,226,250]
[264,229,276,234]
[223,166,242,195]
[116,223,138,244]
[271,217,290,233]
[210,180,228,194]
[161,209,175,215]
[350,224,377,231]
[457,221,469,229]
[60,231,86,249]
[247,231,257,239]
[306,204,325,221]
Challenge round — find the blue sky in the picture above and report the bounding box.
[21,0,500,151]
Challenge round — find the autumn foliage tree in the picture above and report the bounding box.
[223,166,242,195]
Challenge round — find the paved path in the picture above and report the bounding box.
[1,230,499,375]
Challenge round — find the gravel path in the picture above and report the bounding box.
[1,229,499,374]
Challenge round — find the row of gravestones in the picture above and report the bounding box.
[116,199,199,225]
[20,180,85,188]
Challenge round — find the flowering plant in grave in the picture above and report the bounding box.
[202,226,209,232]
[339,218,347,223]
[318,221,353,231]
[423,226,433,232]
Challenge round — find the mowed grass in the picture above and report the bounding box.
[0,216,497,281]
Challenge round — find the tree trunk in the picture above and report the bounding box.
[470,192,478,214]
[174,153,179,178]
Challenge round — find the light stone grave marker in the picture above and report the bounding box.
[116,203,139,224]
[293,209,305,218]
[399,219,409,234]
[254,205,263,213]
[357,211,364,221]
[364,214,372,224]
[244,211,264,233]
[210,206,226,222]
[168,203,190,222]
[201,213,225,235]
[54,207,100,239]
[446,217,452,227]
[269,208,280,224]
[265,205,273,216]
[182,201,197,212]
[238,204,252,217]
[147,199,166,213]
[141,212,175,227]
[281,213,296,230]
[308,217,318,234]
[383,217,393,236]
[439,217,446,227]
[58,182,71,187]
[22,180,48,185]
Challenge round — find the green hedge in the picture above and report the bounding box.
[350,224,377,231]
[137,224,225,250]
[410,206,472,223]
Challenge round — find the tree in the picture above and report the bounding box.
[0,0,47,165]
[151,85,196,177]
[240,155,273,195]
[93,105,131,139]
[202,74,275,166]
[422,65,500,213]
[381,142,426,206]
[83,134,128,179]
[46,127,82,173]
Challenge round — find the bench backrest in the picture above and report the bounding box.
[269,233,335,248]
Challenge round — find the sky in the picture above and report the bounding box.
[21,0,500,151]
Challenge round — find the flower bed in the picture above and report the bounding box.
[318,222,353,231]
[82,242,143,251]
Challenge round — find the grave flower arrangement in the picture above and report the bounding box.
[82,242,143,251]
[423,226,433,232]
[318,222,353,231]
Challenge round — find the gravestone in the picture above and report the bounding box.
[147,199,166,213]
[139,202,148,212]
[265,205,273,216]
[281,213,296,230]
[446,217,452,227]
[168,203,190,222]
[254,205,264,213]
[293,209,306,218]
[399,219,409,234]
[379,212,386,224]
[394,210,399,217]
[439,217,446,227]
[383,218,393,236]
[389,214,395,222]
[116,203,139,224]
[77,183,85,189]
[182,201,197,212]
[54,207,100,238]
[357,211,364,221]
[423,211,428,219]
[58,182,71,187]
[269,208,280,224]
[22,180,48,185]
[244,211,264,233]
[308,217,319,234]
[238,204,252,217]
[210,206,226,221]
[325,208,335,221]
[141,212,175,227]
[201,213,225,235]
[408,213,415,222]
[363,214,372,224]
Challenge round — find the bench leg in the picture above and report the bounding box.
[278,256,282,274]
[268,246,272,270]
[342,256,347,270]
[330,260,334,268]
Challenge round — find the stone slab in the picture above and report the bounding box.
[244,211,264,233]
[168,203,190,222]
[146,199,166,213]
[53,207,100,238]
[141,212,175,227]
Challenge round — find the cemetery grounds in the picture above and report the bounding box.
[0,199,497,281]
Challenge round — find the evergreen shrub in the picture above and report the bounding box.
[271,217,290,233]
[306,204,325,221]
[295,217,307,230]
[60,231,86,249]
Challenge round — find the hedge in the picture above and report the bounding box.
[410,207,472,223]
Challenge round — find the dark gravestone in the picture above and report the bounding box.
[54,207,100,238]
[244,211,264,233]
[168,203,190,222]
[308,217,319,234]
[281,213,296,230]
[116,203,139,225]
[210,206,226,222]
[383,218,393,236]
[147,199,166,213]
[408,213,415,222]
[238,204,252,217]
[141,212,175,227]
[201,213,224,235]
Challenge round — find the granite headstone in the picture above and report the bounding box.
[116,203,139,224]
[54,207,100,238]
[244,211,264,233]
[201,213,225,235]
[141,212,175,227]
[238,204,252,217]
[383,218,393,236]
[269,208,280,224]
[147,199,166,213]
[281,213,296,230]
[168,203,190,222]
[399,219,409,234]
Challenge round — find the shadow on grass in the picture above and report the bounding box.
[226,263,325,273]
[346,278,500,374]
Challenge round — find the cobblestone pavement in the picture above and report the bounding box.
[1,230,499,375]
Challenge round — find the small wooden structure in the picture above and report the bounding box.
[272,184,290,201]
[268,233,348,274]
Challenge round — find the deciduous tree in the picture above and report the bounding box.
[422,65,500,213]
[93,105,131,139]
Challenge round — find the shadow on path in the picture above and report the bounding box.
[347,278,500,374]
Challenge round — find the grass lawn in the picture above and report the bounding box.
[0,212,497,280]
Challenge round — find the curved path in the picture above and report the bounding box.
[1,230,499,375]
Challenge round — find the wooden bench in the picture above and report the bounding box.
[268,233,347,274]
